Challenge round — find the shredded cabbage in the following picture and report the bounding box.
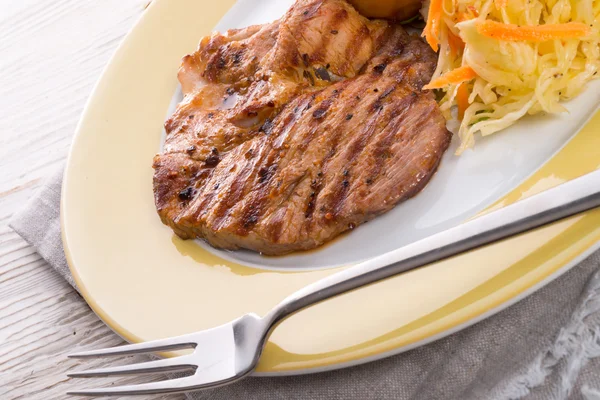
[424,0,600,154]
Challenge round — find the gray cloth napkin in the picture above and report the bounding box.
[10,168,600,400]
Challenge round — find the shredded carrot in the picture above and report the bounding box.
[467,6,479,17]
[456,7,478,23]
[447,30,465,56]
[456,83,470,119]
[423,0,443,52]
[423,66,477,90]
[456,12,471,23]
[477,20,591,42]
[494,0,508,8]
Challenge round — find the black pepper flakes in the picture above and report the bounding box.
[258,164,277,183]
[178,187,194,201]
[331,29,338,34]
[312,108,327,119]
[232,52,243,65]
[345,114,353,120]
[205,148,220,167]
[373,64,387,74]
[244,215,259,228]
[205,155,220,167]
[259,118,273,135]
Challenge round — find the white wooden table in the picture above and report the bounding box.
[0,1,183,398]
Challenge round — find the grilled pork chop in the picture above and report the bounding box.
[153,0,451,255]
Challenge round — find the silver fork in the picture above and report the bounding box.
[68,169,600,396]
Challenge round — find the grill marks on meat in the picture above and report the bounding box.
[153,0,451,255]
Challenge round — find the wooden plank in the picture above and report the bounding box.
[0,0,183,398]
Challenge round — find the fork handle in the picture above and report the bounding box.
[265,169,600,327]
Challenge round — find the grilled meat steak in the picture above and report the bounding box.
[153,0,451,255]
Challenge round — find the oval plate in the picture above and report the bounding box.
[62,0,600,374]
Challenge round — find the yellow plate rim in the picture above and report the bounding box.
[61,0,600,375]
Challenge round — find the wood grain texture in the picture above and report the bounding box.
[0,1,183,398]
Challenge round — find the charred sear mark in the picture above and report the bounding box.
[312,97,334,119]
[312,86,342,120]
[305,177,323,219]
[314,67,331,81]
[302,53,310,67]
[303,70,315,85]
[371,85,396,112]
[258,164,277,184]
[305,191,317,218]
[379,86,396,100]
[372,101,384,112]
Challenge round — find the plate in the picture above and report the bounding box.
[62,0,600,374]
